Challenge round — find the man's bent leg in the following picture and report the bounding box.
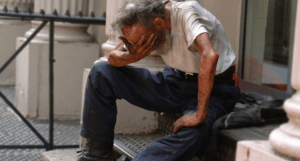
[79,62,182,160]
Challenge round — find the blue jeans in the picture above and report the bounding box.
[80,61,240,161]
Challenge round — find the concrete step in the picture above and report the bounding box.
[42,150,78,161]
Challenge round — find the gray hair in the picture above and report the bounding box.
[112,0,166,36]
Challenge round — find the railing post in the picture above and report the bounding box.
[48,19,54,151]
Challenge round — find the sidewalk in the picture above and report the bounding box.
[0,86,80,161]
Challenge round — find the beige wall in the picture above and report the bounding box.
[202,0,242,64]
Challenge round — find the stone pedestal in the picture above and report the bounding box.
[0,0,33,85]
[15,0,99,119]
[15,38,98,119]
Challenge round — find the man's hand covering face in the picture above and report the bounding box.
[119,33,158,57]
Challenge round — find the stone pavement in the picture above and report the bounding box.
[0,86,80,161]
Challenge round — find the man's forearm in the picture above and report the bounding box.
[108,50,145,67]
[108,51,134,67]
[172,51,219,134]
[196,51,219,123]
[172,33,219,134]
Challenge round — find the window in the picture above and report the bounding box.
[241,0,297,95]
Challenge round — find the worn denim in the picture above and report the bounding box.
[80,61,240,161]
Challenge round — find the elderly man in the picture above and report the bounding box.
[77,0,240,161]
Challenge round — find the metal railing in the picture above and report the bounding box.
[0,6,106,151]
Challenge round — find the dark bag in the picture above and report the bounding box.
[213,91,287,130]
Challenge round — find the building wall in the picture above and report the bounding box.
[202,0,242,64]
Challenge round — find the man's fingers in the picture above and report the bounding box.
[141,34,157,54]
[173,118,183,134]
[173,122,182,134]
[144,35,157,50]
[143,33,155,48]
[144,41,158,56]
[137,34,146,46]
[150,36,158,47]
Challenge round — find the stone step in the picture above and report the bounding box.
[42,150,78,161]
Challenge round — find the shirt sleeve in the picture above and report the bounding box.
[182,1,215,52]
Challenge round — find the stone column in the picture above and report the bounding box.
[269,1,300,159]
[0,0,33,85]
[0,0,33,12]
[99,0,123,59]
[15,0,99,119]
[25,0,92,43]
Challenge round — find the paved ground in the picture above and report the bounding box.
[0,86,80,161]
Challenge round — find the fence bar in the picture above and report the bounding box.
[0,146,45,149]
[54,145,79,149]
[0,21,48,74]
[48,20,55,151]
[0,91,48,147]
[0,12,105,25]
[0,145,80,149]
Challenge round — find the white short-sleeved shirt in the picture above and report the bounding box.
[160,0,236,75]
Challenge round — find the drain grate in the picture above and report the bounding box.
[114,134,163,160]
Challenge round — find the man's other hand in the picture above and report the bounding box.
[173,112,205,134]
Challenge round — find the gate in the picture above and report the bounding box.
[0,6,106,151]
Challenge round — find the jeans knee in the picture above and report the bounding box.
[90,61,114,78]
[93,61,110,72]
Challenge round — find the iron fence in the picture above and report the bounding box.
[0,6,106,151]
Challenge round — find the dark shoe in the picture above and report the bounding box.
[76,138,115,161]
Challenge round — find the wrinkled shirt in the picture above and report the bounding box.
[161,0,236,74]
